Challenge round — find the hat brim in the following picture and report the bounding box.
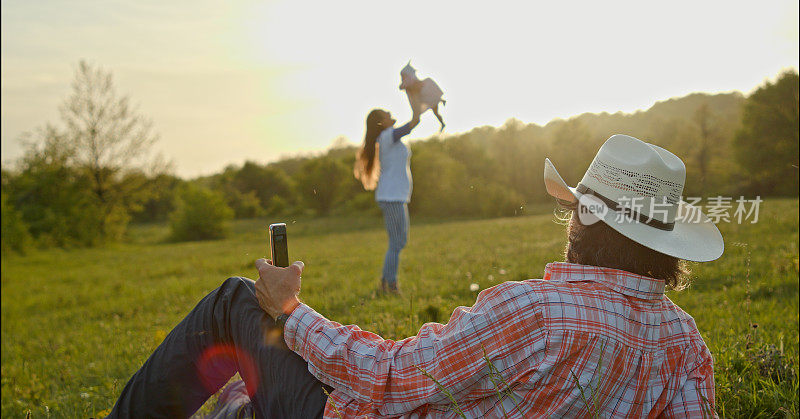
[544,158,724,262]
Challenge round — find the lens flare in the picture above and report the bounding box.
[197,344,259,396]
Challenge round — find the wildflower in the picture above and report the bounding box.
[499,269,507,275]
[487,274,494,281]
[470,283,480,292]
[80,392,90,399]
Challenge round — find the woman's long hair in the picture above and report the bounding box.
[354,109,385,190]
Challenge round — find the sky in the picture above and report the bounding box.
[2,0,798,178]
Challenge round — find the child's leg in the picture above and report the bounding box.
[432,104,445,132]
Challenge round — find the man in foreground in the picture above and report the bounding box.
[109,134,723,418]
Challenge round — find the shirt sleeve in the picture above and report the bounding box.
[392,123,413,142]
[283,282,543,415]
[662,346,717,418]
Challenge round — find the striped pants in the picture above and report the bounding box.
[378,201,409,285]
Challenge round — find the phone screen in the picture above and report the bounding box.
[269,223,289,267]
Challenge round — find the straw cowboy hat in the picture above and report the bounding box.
[544,134,724,262]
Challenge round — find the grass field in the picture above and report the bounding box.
[2,199,798,417]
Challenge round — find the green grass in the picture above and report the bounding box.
[2,199,798,417]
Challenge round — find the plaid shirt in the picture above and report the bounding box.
[284,262,716,418]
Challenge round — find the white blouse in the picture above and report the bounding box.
[375,127,412,203]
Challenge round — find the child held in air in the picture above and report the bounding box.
[399,62,446,132]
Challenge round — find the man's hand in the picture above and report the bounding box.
[254,258,303,320]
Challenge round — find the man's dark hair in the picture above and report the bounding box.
[564,211,690,290]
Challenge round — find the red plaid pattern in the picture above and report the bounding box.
[284,262,716,418]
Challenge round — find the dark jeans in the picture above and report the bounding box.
[109,277,329,418]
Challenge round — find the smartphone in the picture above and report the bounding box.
[268,223,289,267]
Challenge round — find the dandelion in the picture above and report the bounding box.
[499,269,507,275]
[470,283,480,292]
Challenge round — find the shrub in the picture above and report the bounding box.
[169,184,233,241]
[295,157,350,215]
[1,190,32,255]
[7,134,107,247]
[224,188,263,219]
[265,195,289,216]
[734,70,799,196]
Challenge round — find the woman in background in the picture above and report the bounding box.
[354,108,420,293]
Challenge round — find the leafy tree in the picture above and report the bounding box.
[466,179,525,217]
[545,119,598,186]
[734,70,799,196]
[5,61,166,246]
[445,135,499,184]
[206,162,296,218]
[232,162,295,210]
[206,165,256,219]
[228,188,264,218]
[169,183,233,241]
[692,103,716,195]
[60,60,165,239]
[487,120,548,203]
[409,145,470,216]
[295,157,350,215]
[331,150,377,215]
[5,127,104,246]
[265,194,291,216]
[1,188,32,255]
[130,174,184,223]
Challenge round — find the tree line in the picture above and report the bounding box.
[2,62,797,254]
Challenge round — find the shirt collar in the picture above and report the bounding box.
[543,262,665,300]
